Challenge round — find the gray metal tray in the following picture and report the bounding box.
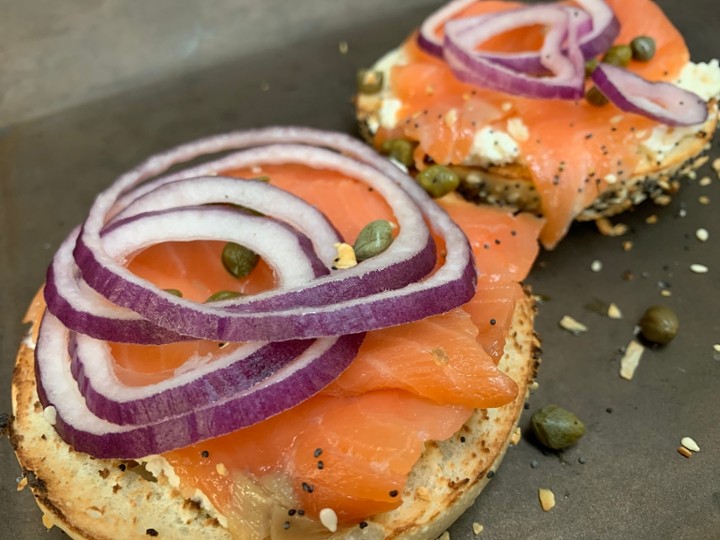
[1,1,718,538]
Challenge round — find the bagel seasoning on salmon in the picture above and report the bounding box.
[356,0,720,248]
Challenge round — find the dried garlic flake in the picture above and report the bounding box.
[619,340,644,380]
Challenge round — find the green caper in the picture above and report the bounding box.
[205,290,243,303]
[639,305,679,345]
[252,176,271,183]
[381,139,415,167]
[585,86,609,106]
[164,288,183,298]
[357,69,384,94]
[531,405,586,450]
[416,165,460,198]
[584,57,599,77]
[630,36,656,62]
[603,44,633,67]
[221,242,260,278]
[353,220,394,262]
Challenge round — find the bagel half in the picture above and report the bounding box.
[11,288,539,540]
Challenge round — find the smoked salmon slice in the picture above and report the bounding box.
[377,0,693,247]
[102,162,540,526]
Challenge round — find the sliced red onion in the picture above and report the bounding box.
[591,63,709,126]
[44,229,189,344]
[574,0,620,59]
[37,312,364,458]
[444,6,586,100]
[70,332,315,425]
[72,130,474,342]
[417,0,477,58]
[447,6,592,75]
[111,176,343,268]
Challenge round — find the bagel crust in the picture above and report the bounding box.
[11,290,539,540]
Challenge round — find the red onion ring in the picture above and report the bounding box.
[71,130,474,342]
[36,127,477,457]
[37,312,364,458]
[443,6,586,100]
[591,62,709,126]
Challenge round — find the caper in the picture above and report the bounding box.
[416,165,460,198]
[585,86,609,107]
[603,44,633,67]
[630,36,656,62]
[381,139,415,167]
[253,175,271,183]
[221,242,260,278]
[205,290,243,303]
[639,305,679,345]
[531,405,586,450]
[164,288,183,298]
[353,220,394,262]
[357,69,384,94]
[584,57,599,77]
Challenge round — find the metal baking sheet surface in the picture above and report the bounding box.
[1,1,718,538]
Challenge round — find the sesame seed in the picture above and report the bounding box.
[578,457,587,464]
[490,318,496,325]
[699,195,710,205]
[319,508,338,532]
[591,260,602,272]
[530,460,539,469]
[145,529,159,537]
[690,264,709,274]
[314,448,323,458]
[288,509,296,516]
[486,470,495,478]
[389,490,399,497]
[714,344,720,353]
[297,509,305,516]
[359,521,368,529]
[317,461,324,470]
[700,176,712,186]
[696,228,709,242]
[283,521,291,530]
[460,436,466,442]
[302,482,314,493]
[681,437,700,452]
[200,450,209,458]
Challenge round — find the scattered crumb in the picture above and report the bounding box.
[42,513,55,530]
[559,315,588,335]
[622,241,634,252]
[690,263,709,274]
[319,508,338,532]
[699,195,710,205]
[677,446,692,459]
[472,522,484,535]
[655,194,672,206]
[696,228,709,242]
[681,437,700,452]
[645,214,658,224]
[596,218,628,237]
[538,488,556,511]
[16,476,28,491]
[608,303,622,319]
[699,176,712,186]
[591,260,603,272]
[620,340,644,380]
[510,427,522,445]
[338,41,349,54]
